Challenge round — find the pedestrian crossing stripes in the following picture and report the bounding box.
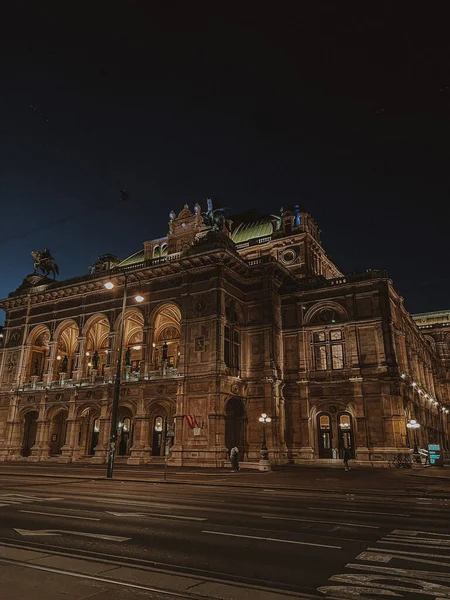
[318,529,450,599]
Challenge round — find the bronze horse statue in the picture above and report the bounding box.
[31,249,59,279]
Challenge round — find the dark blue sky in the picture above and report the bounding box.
[1,3,449,324]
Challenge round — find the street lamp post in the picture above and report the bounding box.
[104,274,144,479]
[258,413,272,472]
[407,419,421,454]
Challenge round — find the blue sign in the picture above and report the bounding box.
[428,444,444,466]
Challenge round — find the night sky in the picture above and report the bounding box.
[1,3,449,324]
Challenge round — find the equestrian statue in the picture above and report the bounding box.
[31,248,59,279]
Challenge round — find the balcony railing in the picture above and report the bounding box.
[14,367,181,392]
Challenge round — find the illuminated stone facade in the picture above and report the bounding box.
[0,202,448,466]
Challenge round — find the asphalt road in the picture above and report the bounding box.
[0,467,449,599]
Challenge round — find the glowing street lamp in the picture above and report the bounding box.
[258,413,272,471]
[407,419,421,454]
[103,273,145,479]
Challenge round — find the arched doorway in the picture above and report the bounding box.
[317,413,333,458]
[225,398,246,455]
[117,408,133,456]
[49,411,68,455]
[316,410,356,459]
[152,415,165,456]
[21,411,38,457]
[338,412,355,459]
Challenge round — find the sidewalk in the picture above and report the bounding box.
[0,543,312,600]
[1,462,450,496]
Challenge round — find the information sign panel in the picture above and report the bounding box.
[428,444,444,466]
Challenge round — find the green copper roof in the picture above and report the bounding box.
[118,249,145,267]
[232,219,273,244]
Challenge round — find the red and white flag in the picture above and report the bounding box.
[185,415,199,429]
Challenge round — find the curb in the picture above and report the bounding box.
[2,469,450,498]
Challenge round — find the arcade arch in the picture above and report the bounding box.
[119,309,144,375]
[83,315,110,376]
[152,304,181,369]
[26,326,50,380]
[53,320,79,378]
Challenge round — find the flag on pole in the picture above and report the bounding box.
[185,415,200,429]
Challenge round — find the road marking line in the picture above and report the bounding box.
[98,499,167,507]
[13,528,129,541]
[151,513,207,521]
[307,507,408,516]
[20,510,100,521]
[262,515,379,529]
[202,530,341,549]
[106,511,207,521]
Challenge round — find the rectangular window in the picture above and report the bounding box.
[313,331,326,343]
[224,325,231,367]
[233,330,240,368]
[314,345,327,370]
[331,344,344,369]
[330,330,342,341]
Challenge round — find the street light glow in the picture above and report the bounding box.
[104,281,114,290]
[135,294,144,303]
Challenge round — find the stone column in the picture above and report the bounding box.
[30,402,50,462]
[17,344,32,386]
[71,336,86,382]
[104,332,116,382]
[43,341,57,386]
[60,395,77,463]
[297,379,314,460]
[142,325,152,378]
[351,377,370,463]
[128,414,151,464]
[89,402,110,463]
[0,394,21,461]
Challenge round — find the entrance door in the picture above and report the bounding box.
[118,417,132,456]
[338,413,355,458]
[152,415,164,456]
[225,398,246,455]
[21,411,38,457]
[317,413,333,458]
[49,412,67,455]
[89,418,100,455]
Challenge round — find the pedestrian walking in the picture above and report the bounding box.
[343,448,351,471]
[230,446,240,472]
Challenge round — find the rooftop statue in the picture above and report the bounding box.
[31,248,59,279]
[202,198,231,233]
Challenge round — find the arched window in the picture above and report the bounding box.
[160,243,168,257]
[153,246,160,258]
